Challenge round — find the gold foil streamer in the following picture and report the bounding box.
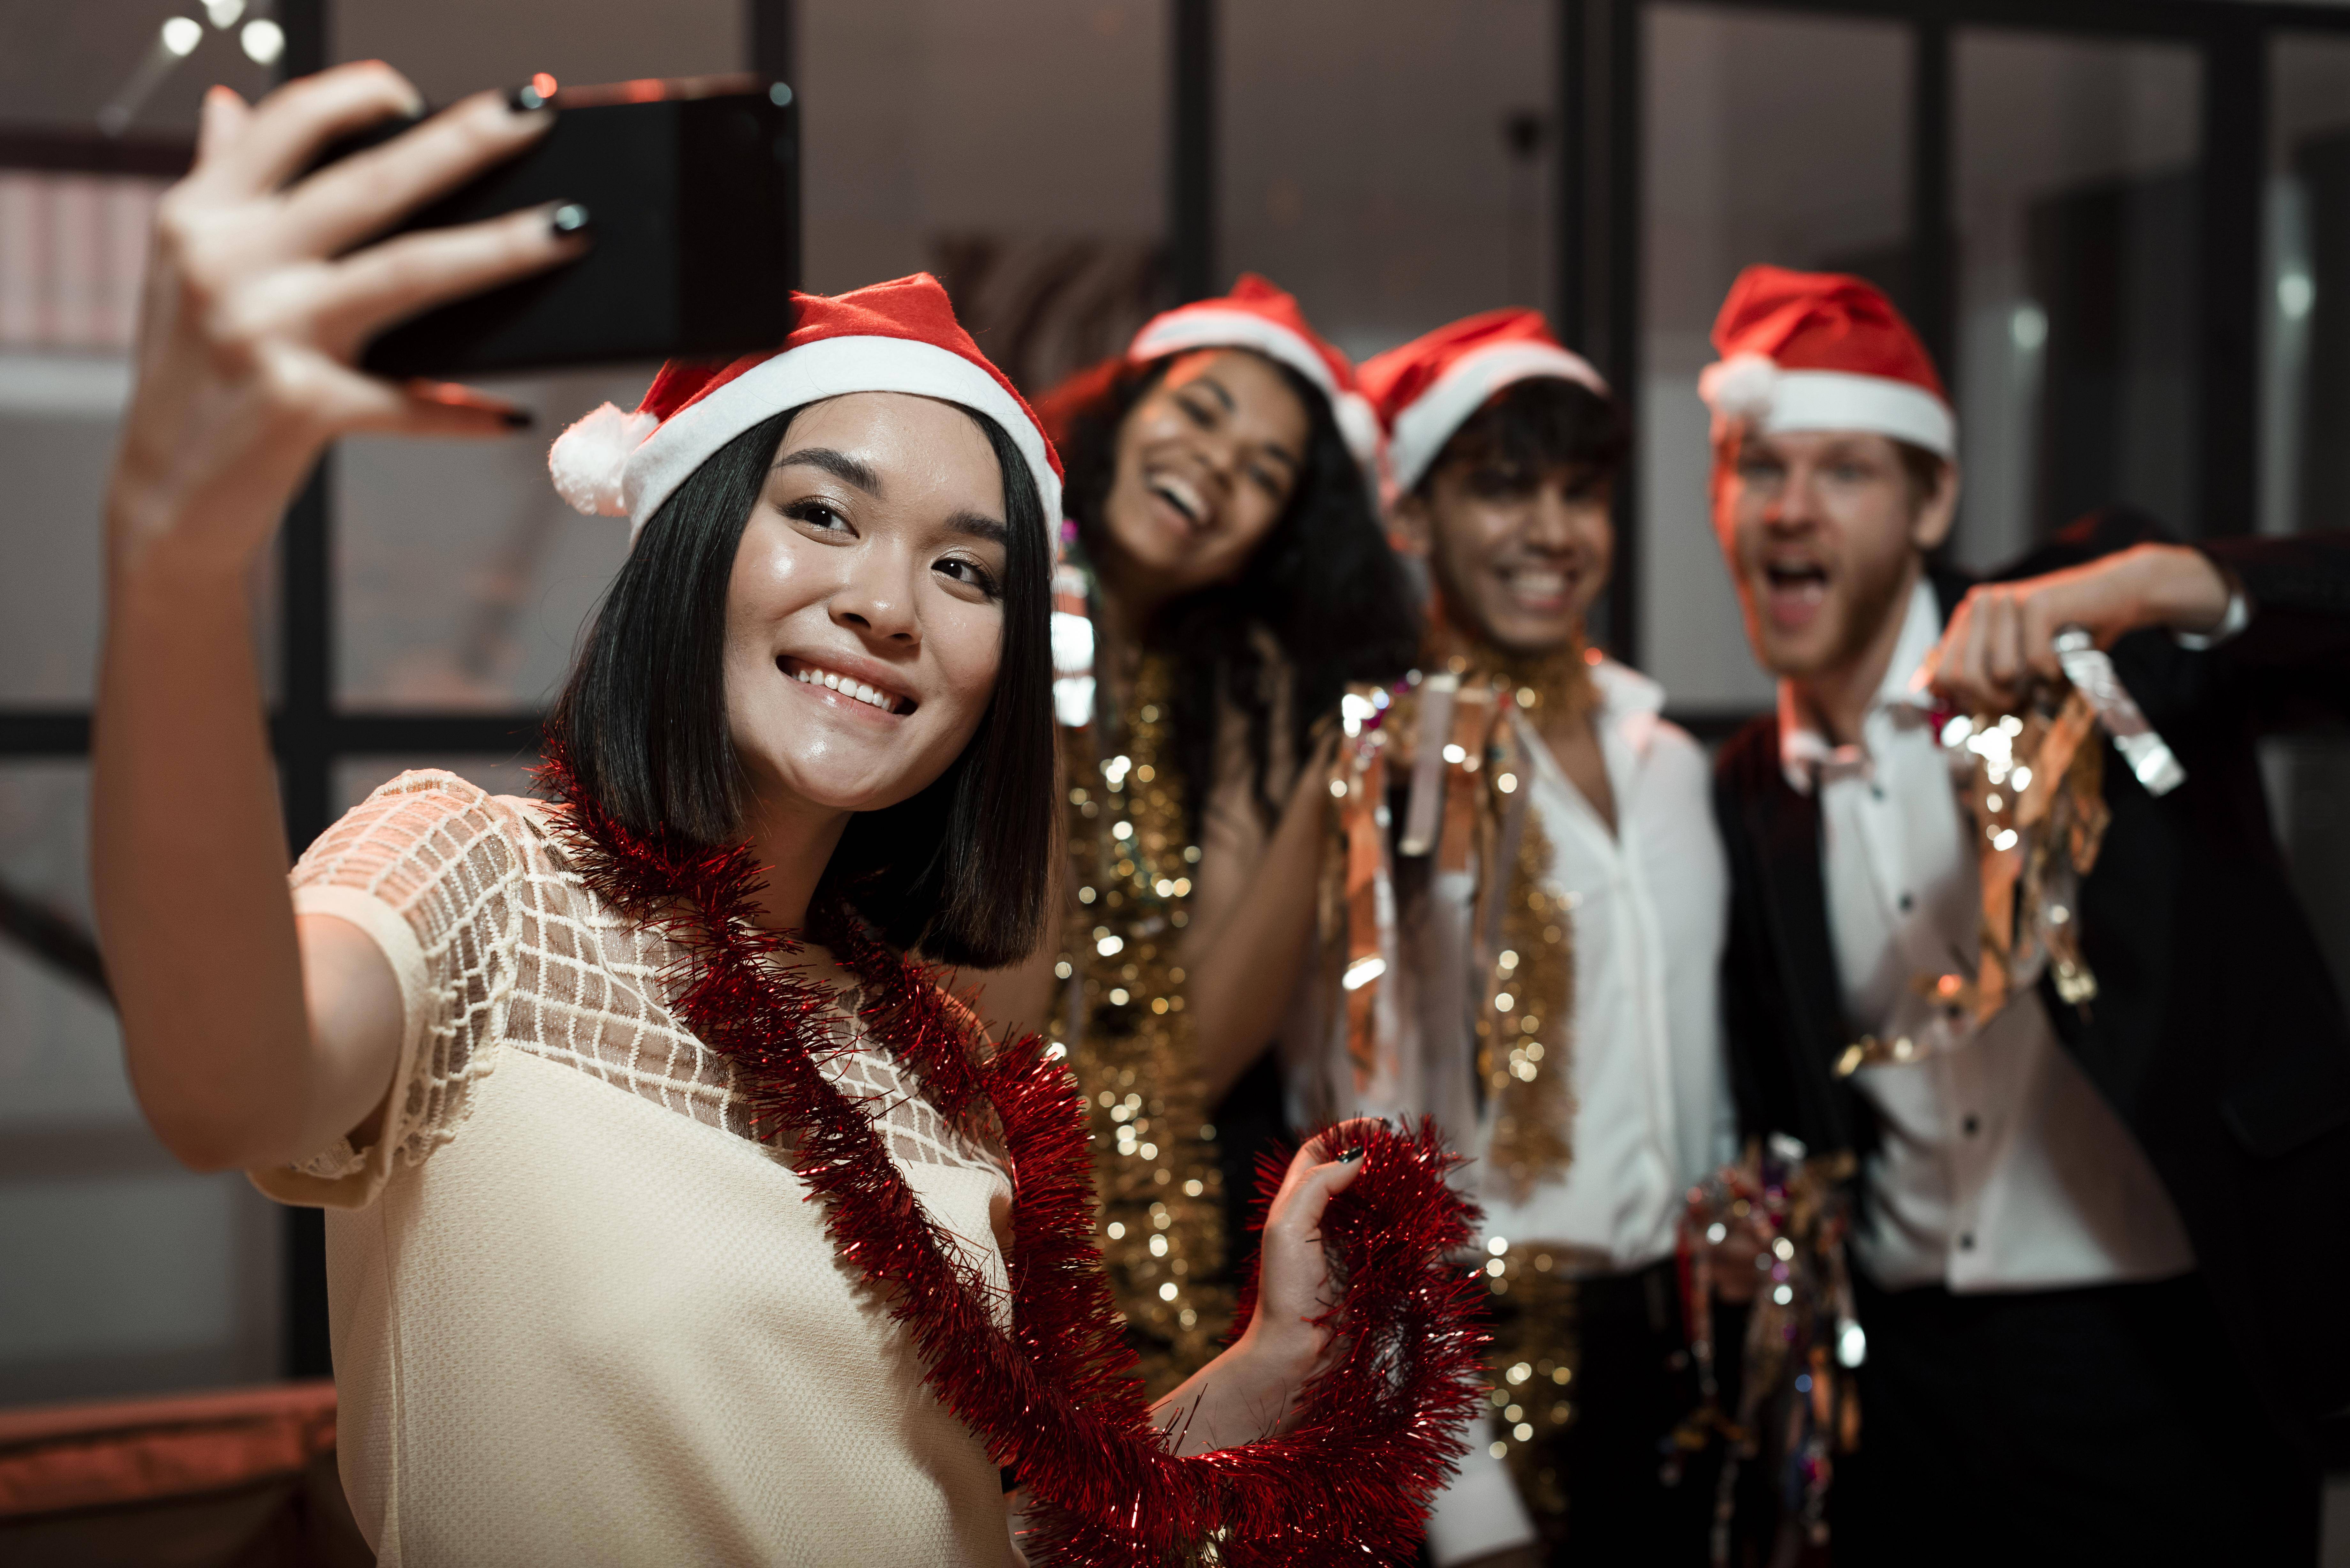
[1475,1243,1581,1529]
[1834,690,2113,1079]
[1955,690,2110,1020]
[1050,653,1230,1398]
[1330,635,1591,1198]
[1675,1141,1861,1561]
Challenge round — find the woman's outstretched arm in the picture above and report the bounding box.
[93,64,580,1172]
[1179,728,1336,1105]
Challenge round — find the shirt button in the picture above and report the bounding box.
[1958,1233,1976,1251]
[1899,892,1915,913]
[1871,784,1886,802]
[1962,1114,1980,1136]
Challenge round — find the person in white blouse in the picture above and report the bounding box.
[1351,313,1737,1566]
[1702,265,2344,1564]
[87,64,1481,1564]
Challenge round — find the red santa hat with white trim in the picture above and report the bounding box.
[1698,265,1955,458]
[1126,274,1384,472]
[548,272,1062,540]
[1358,307,1610,495]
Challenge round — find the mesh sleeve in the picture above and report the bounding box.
[251,770,528,1210]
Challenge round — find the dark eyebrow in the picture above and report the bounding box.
[1186,375,1236,414]
[772,447,881,495]
[943,510,1009,546]
[1179,376,1299,470]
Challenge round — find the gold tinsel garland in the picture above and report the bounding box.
[1476,1242,1581,1523]
[1328,636,1595,1488]
[1049,653,1231,1398]
[1353,632,1591,1202]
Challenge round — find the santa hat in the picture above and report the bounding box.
[1358,308,1610,494]
[1698,265,1954,458]
[548,273,1062,540]
[1127,274,1383,470]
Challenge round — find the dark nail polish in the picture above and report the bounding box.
[1340,1146,1364,1163]
[549,203,592,238]
[508,83,551,113]
[500,408,534,430]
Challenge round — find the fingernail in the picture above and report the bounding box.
[1340,1146,1364,1163]
[549,203,592,238]
[508,82,553,113]
[500,408,534,430]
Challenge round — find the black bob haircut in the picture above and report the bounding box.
[1415,374,1629,499]
[546,400,1057,971]
[1056,352,1421,823]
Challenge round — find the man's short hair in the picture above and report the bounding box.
[1417,376,1628,498]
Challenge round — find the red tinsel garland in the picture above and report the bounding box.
[535,739,1489,1564]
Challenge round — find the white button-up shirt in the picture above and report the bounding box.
[1785,577,2194,1292]
[1396,659,1734,1268]
[1423,657,1732,1566]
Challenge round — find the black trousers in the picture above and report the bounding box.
[1497,1259,1728,1567]
[1835,1270,2319,1567]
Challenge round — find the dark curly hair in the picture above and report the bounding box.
[1053,353,1422,821]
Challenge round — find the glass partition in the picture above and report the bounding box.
[800,0,1166,395]
[1950,32,2201,569]
[0,762,281,1406]
[1639,4,1912,711]
[2266,35,2350,539]
[333,366,648,712]
[1219,0,1553,363]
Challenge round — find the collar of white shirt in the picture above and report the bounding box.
[1588,655,1665,757]
[1778,577,1944,796]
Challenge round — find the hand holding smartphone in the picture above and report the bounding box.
[321,72,801,379]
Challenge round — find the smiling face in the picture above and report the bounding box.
[723,392,1010,819]
[1400,458,1613,656]
[1095,348,1313,605]
[1709,426,1956,680]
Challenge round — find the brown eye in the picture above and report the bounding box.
[786,499,851,534]
[934,555,1002,600]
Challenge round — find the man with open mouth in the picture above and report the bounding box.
[1702,264,2350,1565]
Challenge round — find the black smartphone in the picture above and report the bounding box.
[323,73,799,379]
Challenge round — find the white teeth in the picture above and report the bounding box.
[792,663,899,713]
[1150,474,1206,526]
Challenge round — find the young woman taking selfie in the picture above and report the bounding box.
[984,283,1421,1395]
[93,64,1477,1566]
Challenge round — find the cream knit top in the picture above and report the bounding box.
[251,772,1024,1567]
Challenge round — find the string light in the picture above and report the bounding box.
[239,18,285,65]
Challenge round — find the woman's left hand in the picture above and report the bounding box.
[1149,1119,1376,1453]
[1242,1119,1377,1365]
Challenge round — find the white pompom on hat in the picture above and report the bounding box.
[1126,273,1385,477]
[547,273,1064,543]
